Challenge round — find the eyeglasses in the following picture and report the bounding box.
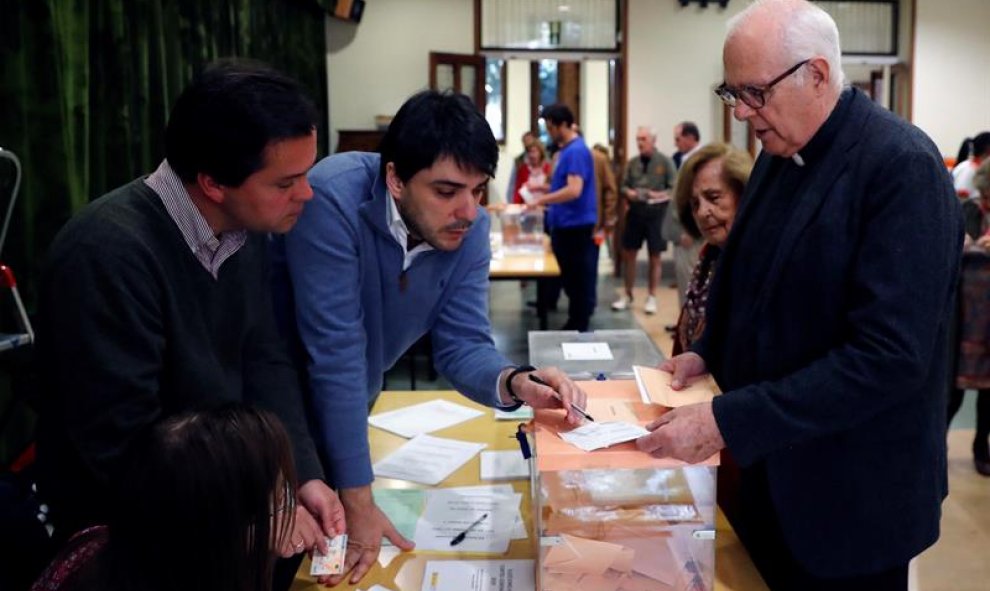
[714,59,810,110]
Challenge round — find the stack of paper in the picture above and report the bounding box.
[494,406,534,420]
[373,434,486,485]
[557,421,649,452]
[368,399,483,437]
[480,450,530,480]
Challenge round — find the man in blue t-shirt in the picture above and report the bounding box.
[530,104,598,331]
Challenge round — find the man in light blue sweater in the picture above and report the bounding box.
[271,90,587,586]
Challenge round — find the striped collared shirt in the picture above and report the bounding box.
[144,160,247,279]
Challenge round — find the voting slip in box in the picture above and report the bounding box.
[529,379,719,591]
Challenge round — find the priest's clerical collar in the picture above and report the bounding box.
[790,87,854,168]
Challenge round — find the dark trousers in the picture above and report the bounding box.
[550,224,598,331]
[735,463,909,591]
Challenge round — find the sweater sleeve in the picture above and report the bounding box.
[283,179,375,489]
[430,212,514,406]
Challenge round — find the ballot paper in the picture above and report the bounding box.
[373,434,487,485]
[414,487,520,553]
[480,450,530,480]
[310,534,348,576]
[558,421,650,452]
[421,560,535,591]
[561,341,614,361]
[368,399,484,438]
[633,365,716,407]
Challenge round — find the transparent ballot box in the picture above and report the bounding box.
[498,204,544,253]
[529,380,718,591]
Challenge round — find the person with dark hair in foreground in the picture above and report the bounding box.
[271,89,587,586]
[638,0,960,588]
[32,404,298,591]
[35,59,344,591]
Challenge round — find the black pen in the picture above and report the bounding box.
[450,513,488,546]
[528,374,595,422]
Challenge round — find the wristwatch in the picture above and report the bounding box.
[505,364,536,404]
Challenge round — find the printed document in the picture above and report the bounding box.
[373,434,486,485]
[414,487,519,553]
[368,399,483,438]
[421,560,535,591]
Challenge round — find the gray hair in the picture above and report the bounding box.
[636,126,657,142]
[727,0,845,92]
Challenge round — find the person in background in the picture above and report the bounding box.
[673,121,701,170]
[639,1,961,588]
[663,122,705,327]
[512,141,551,204]
[612,126,676,315]
[34,61,345,591]
[505,130,537,203]
[950,157,990,476]
[272,90,587,586]
[530,104,599,331]
[670,143,753,355]
[32,405,300,591]
[953,131,990,198]
[591,143,618,256]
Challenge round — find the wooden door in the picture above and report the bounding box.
[429,52,486,112]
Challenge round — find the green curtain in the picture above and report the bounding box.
[0,0,331,466]
[0,0,331,309]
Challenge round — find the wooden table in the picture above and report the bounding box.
[489,249,560,330]
[290,390,767,591]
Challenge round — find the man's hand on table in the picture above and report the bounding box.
[503,366,588,425]
[637,352,724,462]
[320,485,415,586]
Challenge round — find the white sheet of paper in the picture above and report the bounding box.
[368,399,484,438]
[436,484,526,540]
[414,488,519,553]
[558,421,650,452]
[361,586,395,591]
[560,341,614,361]
[373,435,486,485]
[480,450,530,481]
[421,560,535,591]
[518,185,536,204]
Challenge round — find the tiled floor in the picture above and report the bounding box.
[386,252,990,589]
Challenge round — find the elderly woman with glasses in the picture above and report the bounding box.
[671,144,753,355]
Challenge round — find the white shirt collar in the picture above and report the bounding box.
[385,190,433,271]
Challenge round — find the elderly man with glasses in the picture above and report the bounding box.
[636,1,961,589]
